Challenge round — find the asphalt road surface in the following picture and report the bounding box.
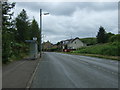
[31,52,118,88]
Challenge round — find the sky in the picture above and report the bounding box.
[10,1,118,44]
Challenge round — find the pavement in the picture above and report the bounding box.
[2,57,40,88]
[31,52,119,88]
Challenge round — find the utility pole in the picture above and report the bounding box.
[40,9,42,57]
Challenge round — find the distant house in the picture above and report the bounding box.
[60,37,86,52]
[52,44,58,49]
[42,41,53,51]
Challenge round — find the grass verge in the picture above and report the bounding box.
[61,52,119,61]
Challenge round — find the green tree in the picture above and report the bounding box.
[29,18,40,39]
[96,26,106,43]
[29,18,40,50]
[2,2,16,63]
[15,9,30,42]
[106,32,114,42]
[109,34,120,42]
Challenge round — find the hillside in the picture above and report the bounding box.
[72,41,119,57]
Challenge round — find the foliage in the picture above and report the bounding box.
[2,2,16,63]
[56,42,61,46]
[96,26,106,43]
[74,42,120,56]
[80,37,97,46]
[105,32,114,42]
[29,18,40,50]
[109,34,120,42]
[2,2,40,64]
[15,9,30,42]
[46,47,58,52]
[29,18,40,39]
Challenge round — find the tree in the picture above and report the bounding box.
[2,2,15,63]
[96,26,106,43]
[29,18,40,50]
[106,32,114,42]
[109,34,120,42]
[29,18,40,39]
[15,9,30,42]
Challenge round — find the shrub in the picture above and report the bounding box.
[73,42,119,56]
[80,38,97,46]
[109,34,120,42]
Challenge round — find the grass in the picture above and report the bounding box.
[61,42,120,61]
[62,52,119,61]
[75,42,119,56]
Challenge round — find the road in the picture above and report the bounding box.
[31,52,118,88]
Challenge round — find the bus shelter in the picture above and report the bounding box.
[25,39,38,60]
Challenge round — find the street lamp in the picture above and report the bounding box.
[40,9,49,57]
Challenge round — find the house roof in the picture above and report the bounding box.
[42,41,53,45]
[61,37,80,45]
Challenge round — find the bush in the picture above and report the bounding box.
[45,47,58,52]
[109,34,120,42]
[80,38,97,46]
[73,42,120,56]
[2,42,29,64]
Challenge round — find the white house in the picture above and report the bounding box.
[62,37,86,50]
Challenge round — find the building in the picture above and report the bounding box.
[42,41,53,51]
[60,37,86,52]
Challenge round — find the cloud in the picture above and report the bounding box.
[15,2,117,16]
[13,2,118,44]
[43,7,118,36]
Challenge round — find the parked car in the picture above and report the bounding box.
[63,49,75,52]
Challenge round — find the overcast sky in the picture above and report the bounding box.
[12,2,118,44]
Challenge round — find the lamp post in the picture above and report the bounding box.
[39,9,49,57]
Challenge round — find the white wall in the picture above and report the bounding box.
[67,39,84,49]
